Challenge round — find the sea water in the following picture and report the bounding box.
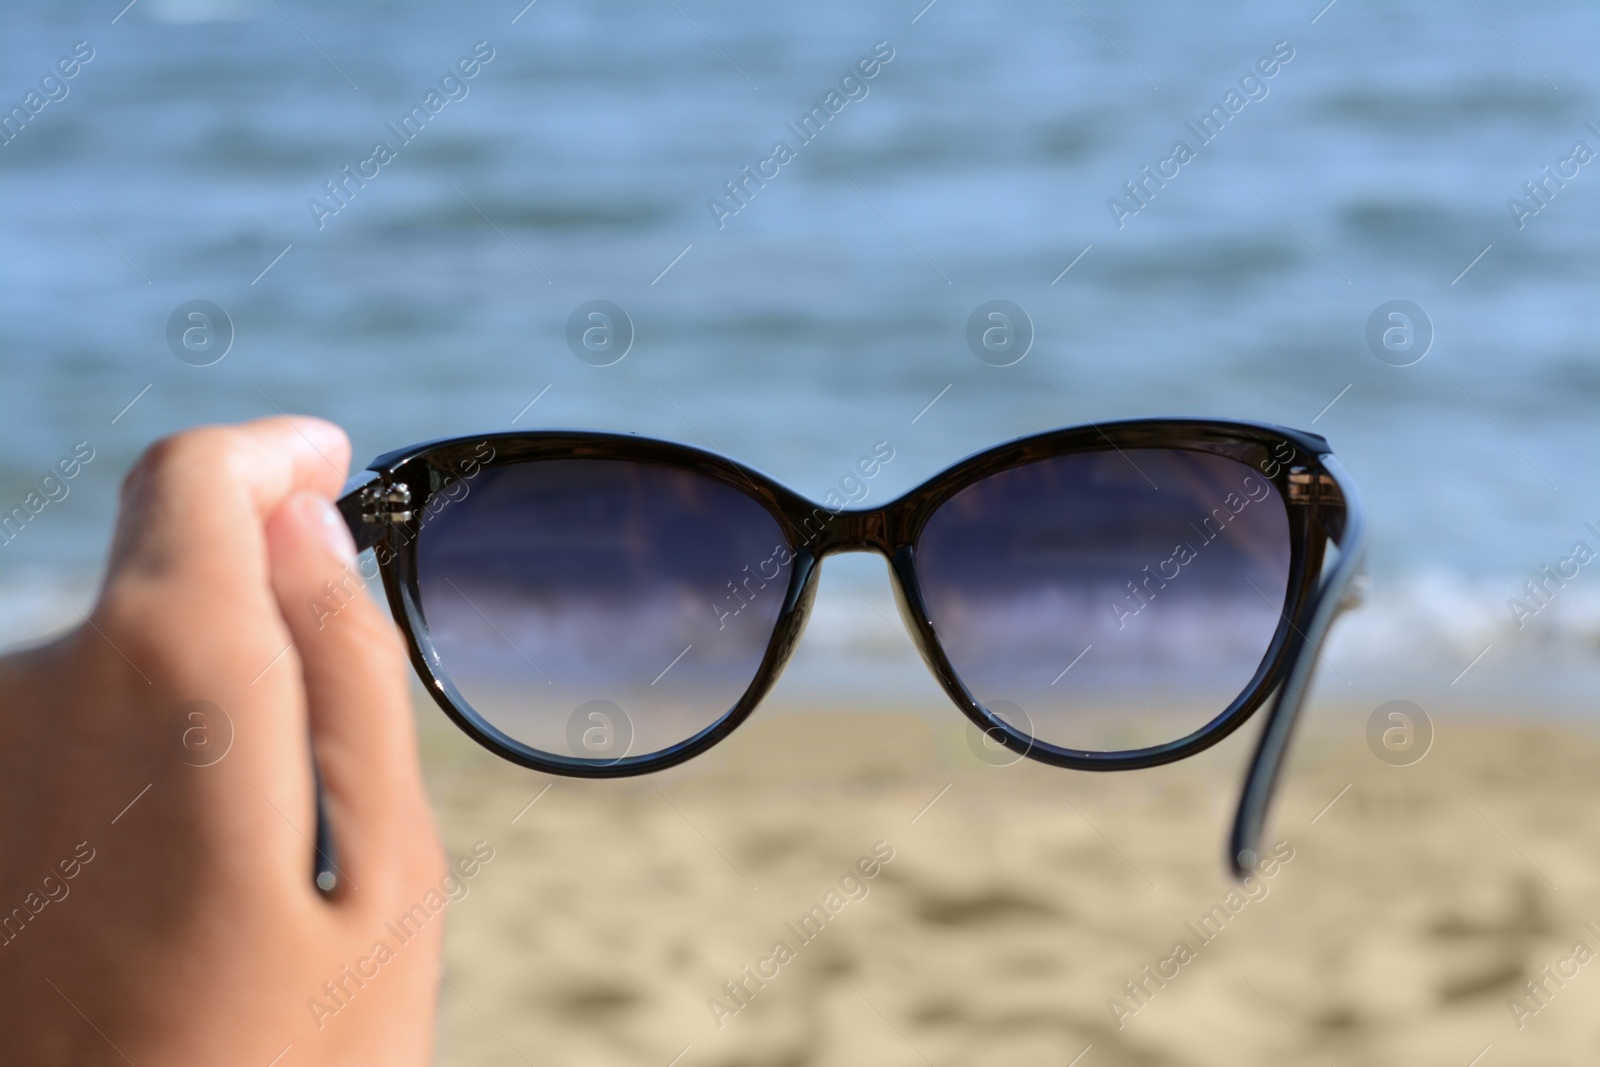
[1,0,1596,704]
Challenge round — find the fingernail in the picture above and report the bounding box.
[313,496,359,567]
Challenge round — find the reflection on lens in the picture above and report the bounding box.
[917,448,1291,753]
[416,459,791,762]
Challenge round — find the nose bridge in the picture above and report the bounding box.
[807,504,892,556]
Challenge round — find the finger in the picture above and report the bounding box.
[85,418,353,859]
[264,490,437,897]
[92,416,350,698]
[107,416,350,600]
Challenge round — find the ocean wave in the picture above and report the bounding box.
[5,563,1597,676]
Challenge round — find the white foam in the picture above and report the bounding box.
[4,564,1595,698]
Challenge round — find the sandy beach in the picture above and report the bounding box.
[419,697,1600,1066]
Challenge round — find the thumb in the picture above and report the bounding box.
[264,490,438,898]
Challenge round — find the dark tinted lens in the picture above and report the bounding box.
[415,459,792,764]
[916,448,1292,753]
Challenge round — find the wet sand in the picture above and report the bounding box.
[421,700,1600,1066]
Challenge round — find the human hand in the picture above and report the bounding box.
[0,417,445,1065]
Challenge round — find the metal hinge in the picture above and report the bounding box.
[358,482,413,524]
[1285,468,1338,505]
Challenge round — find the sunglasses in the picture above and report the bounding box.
[331,418,1366,878]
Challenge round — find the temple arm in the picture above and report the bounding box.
[1228,455,1369,877]
[307,471,390,897]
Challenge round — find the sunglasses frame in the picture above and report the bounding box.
[338,418,1366,875]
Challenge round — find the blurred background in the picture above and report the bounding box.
[3,1,1599,1064]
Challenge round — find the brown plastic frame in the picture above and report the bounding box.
[338,417,1366,875]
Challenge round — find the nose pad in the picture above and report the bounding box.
[884,548,989,721]
[884,547,946,682]
[763,549,822,681]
